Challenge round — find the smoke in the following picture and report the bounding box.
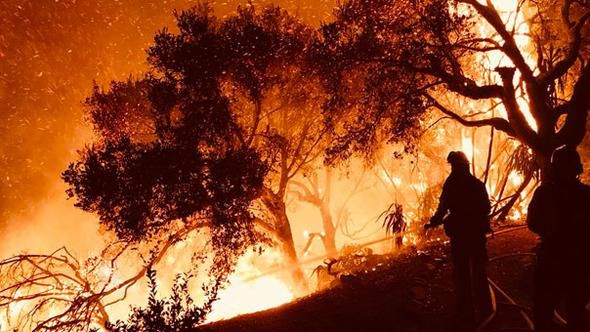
[1,2,550,325]
[0,0,336,254]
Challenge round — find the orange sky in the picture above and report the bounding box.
[0,0,337,229]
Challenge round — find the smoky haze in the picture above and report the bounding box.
[0,0,336,251]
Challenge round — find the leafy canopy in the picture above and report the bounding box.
[62,5,279,245]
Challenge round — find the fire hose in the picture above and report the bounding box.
[245,225,530,283]
[481,277,534,331]
[479,227,535,331]
[485,252,537,331]
[244,225,569,330]
[482,252,571,331]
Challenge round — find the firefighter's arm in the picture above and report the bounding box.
[425,183,449,229]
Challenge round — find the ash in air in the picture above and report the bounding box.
[1,0,589,331]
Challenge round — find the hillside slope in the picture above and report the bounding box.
[202,227,545,332]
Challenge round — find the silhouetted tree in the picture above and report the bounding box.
[290,170,339,257]
[63,79,266,245]
[58,5,273,328]
[64,3,329,294]
[216,5,327,287]
[312,0,590,181]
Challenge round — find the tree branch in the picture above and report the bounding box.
[289,180,321,206]
[539,10,590,86]
[428,68,505,100]
[495,67,541,148]
[357,56,504,100]
[556,63,590,147]
[424,94,515,136]
[458,0,535,82]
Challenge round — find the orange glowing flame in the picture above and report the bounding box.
[206,249,295,322]
[0,2,547,330]
[472,0,538,131]
[207,275,294,322]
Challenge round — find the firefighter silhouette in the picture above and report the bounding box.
[425,151,493,330]
[528,146,590,332]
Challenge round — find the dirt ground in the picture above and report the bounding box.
[202,227,585,332]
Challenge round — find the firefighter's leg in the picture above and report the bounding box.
[564,273,589,332]
[472,243,493,321]
[451,242,476,328]
[533,256,560,332]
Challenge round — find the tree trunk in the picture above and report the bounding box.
[318,204,337,257]
[497,170,534,221]
[261,188,308,293]
[273,202,308,294]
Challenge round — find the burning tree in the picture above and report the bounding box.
[312,0,590,182]
[4,0,589,329]
[140,4,332,288]
[290,169,350,257]
[217,5,329,286]
[0,6,334,329]
[0,6,338,330]
[0,5,273,330]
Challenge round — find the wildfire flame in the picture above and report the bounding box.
[0,1,546,329]
[206,248,295,322]
[207,275,294,322]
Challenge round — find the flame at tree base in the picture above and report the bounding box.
[206,275,295,323]
[205,248,296,323]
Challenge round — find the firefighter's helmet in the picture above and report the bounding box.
[447,151,470,167]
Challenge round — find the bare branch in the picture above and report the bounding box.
[0,221,208,331]
[424,94,515,136]
[556,63,590,146]
[539,10,590,86]
[495,67,542,148]
[458,0,535,82]
[289,180,321,206]
[562,0,575,28]
[246,98,263,147]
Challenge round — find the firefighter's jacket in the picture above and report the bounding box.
[431,170,491,240]
[528,179,590,266]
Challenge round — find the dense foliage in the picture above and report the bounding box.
[312,0,590,172]
[64,2,331,297]
[58,5,321,328]
[310,0,472,162]
[108,269,205,331]
[55,0,590,329]
[62,5,278,244]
